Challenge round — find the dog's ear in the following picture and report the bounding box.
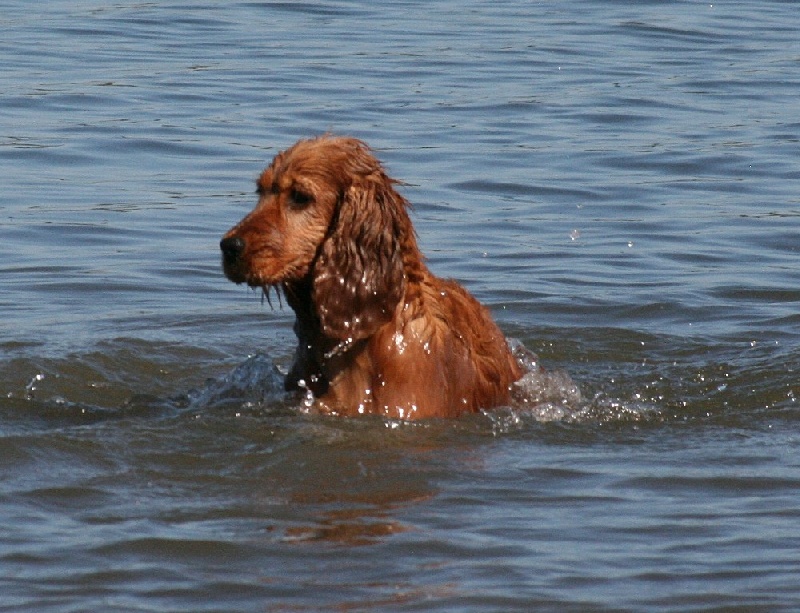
[312,168,408,341]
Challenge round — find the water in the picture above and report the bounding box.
[1,1,799,610]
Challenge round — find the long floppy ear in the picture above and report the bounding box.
[312,170,408,341]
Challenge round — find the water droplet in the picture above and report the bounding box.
[25,373,45,397]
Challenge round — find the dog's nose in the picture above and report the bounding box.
[220,236,245,262]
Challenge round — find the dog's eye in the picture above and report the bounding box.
[289,188,312,208]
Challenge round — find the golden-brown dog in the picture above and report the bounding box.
[221,136,521,419]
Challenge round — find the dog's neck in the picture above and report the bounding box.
[282,276,368,372]
[281,278,315,330]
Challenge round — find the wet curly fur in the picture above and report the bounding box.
[220,135,521,419]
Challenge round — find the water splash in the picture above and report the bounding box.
[24,373,46,399]
[507,340,582,422]
[185,354,286,412]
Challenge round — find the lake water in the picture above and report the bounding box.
[2,1,799,611]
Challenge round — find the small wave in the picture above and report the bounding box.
[485,340,666,433]
[506,340,582,421]
[195,346,588,427]
[188,346,667,431]
[184,354,287,413]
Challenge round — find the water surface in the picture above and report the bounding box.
[1,1,799,611]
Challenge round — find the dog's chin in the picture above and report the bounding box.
[221,262,275,287]
[225,268,292,290]
[222,267,267,288]
[221,264,248,285]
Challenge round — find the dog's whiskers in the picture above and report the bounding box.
[260,284,284,309]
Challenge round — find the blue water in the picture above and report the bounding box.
[1,1,799,611]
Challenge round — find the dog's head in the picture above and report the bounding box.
[221,136,413,341]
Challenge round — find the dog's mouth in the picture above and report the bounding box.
[220,236,293,285]
[220,257,251,285]
[221,256,292,304]
[220,254,284,309]
[222,264,274,291]
[220,236,272,287]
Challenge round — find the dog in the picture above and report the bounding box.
[221,136,522,418]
